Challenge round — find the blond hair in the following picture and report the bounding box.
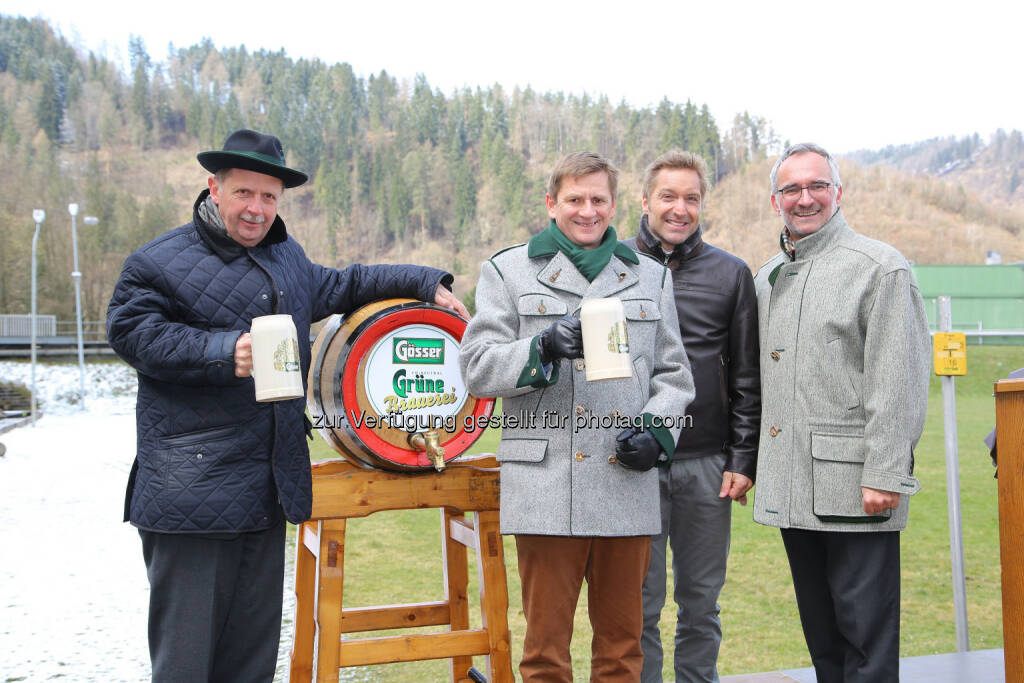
[641,150,709,200]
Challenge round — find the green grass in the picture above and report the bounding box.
[294,345,1022,681]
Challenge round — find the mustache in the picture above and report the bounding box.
[240,213,266,224]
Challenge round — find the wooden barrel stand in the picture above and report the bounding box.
[288,454,512,683]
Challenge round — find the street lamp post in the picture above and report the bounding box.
[68,202,86,409]
[68,205,99,409]
[80,215,99,407]
[31,209,45,424]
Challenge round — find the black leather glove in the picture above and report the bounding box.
[537,315,583,365]
[615,428,663,472]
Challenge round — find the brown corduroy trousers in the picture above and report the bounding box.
[515,534,652,682]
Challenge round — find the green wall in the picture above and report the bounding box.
[913,264,1024,344]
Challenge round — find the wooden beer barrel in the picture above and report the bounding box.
[307,298,495,471]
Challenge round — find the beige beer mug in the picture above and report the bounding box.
[579,297,632,381]
[250,314,304,402]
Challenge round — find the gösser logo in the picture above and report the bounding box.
[393,337,445,364]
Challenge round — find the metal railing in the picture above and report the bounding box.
[0,314,57,337]
[934,323,1024,344]
[54,320,107,342]
[0,316,107,341]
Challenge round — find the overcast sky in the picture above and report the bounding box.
[7,1,1021,154]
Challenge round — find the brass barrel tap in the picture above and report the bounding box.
[409,428,446,471]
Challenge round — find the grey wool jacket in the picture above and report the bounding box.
[752,210,930,532]
[460,242,694,537]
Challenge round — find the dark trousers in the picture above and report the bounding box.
[516,534,651,683]
[641,454,732,683]
[781,529,901,683]
[140,520,286,683]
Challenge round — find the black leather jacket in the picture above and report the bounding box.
[623,216,761,479]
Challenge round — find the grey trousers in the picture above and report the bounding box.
[641,454,732,683]
[139,520,286,683]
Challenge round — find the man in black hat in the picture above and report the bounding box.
[107,129,466,682]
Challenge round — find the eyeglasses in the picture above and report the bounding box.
[776,181,833,200]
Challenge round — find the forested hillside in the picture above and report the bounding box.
[1,14,1021,328]
[848,131,1024,206]
[703,158,1024,271]
[0,15,775,322]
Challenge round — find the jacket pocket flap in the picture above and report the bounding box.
[811,432,866,463]
[496,438,548,463]
[622,298,661,322]
[517,294,568,317]
[159,424,238,447]
[810,431,888,522]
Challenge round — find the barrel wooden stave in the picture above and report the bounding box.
[307,299,493,472]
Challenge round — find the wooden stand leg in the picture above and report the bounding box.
[475,510,512,683]
[290,521,318,683]
[289,456,511,682]
[315,519,347,683]
[443,508,473,682]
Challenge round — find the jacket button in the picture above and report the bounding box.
[538,303,547,313]
[262,293,268,299]
[769,426,780,437]
[575,451,585,462]
[575,359,585,371]
[575,405,585,416]
[770,350,781,361]
[196,453,203,460]
[607,455,618,464]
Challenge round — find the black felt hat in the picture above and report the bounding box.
[197,129,308,188]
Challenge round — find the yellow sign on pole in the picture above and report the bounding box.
[934,332,967,376]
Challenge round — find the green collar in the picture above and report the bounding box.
[528,220,638,281]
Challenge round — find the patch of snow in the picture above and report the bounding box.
[0,359,138,417]
[0,361,302,682]
[0,371,147,681]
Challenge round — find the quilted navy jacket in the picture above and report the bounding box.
[108,190,451,533]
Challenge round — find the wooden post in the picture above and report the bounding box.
[315,519,347,681]
[475,508,512,680]
[442,508,473,682]
[289,521,319,682]
[995,378,1024,683]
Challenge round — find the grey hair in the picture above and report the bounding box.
[769,142,842,192]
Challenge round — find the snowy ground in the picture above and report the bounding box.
[0,361,297,682]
